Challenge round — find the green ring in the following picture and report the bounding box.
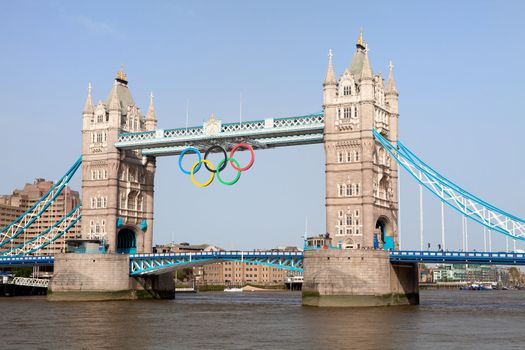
[216,158,242,185]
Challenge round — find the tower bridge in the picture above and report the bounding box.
[1,32,524,305]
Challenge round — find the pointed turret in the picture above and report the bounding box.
[385,60,399,116]
[323,49,338,105]
[109,81,121,111]
[83,83,94,115]
[361,45,373,80]
[386,61,398,94]
[324,49,337,86]
[145,92,157,131]
[358,40,374,101]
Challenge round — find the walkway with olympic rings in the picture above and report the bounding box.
[178,143,255,187]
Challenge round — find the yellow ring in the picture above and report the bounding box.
[190,159,215,187]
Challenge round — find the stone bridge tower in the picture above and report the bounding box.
[80,68,157,253]
[302,33,418,307]
[323,32,399,250]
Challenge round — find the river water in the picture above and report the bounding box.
[0,290,524,349]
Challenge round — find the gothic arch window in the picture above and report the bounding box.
[344,238,355,249]
[379,175,389,200]
[127,191,139,210]
[137,194,143,211]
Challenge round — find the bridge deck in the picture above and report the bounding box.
[1,251,525,276]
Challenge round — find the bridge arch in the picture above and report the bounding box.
[117,227,137,254]
[375,216,394,250]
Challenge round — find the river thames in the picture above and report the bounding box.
[1,290,525,349]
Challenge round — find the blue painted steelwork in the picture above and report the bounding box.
[4,250,525,272]
[129,251,304,276]
[373,129,525,241]
[0,256,54,267]
[114,113,324,156]
[390,250,525,265]
[1,205,81,256]
[0,157,82,248]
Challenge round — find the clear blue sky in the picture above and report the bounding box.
[1,0,524,251]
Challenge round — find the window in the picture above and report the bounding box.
[337,152,343,163]
[354,150,360,162]
[346,215,352,225]
[343,85,351,96]
[346,152,352,162]
[346,185,352,196]
[344,107,351,119]
[355,210,360,217]
[338,210,344,217]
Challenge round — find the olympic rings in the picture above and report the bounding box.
[178,143,255,187]
[190,159,215,187]
[216,158,242,186]
[229,143,255,171]
[179,147,202,175]
[204,145,227,173]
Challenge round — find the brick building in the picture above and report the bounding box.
[0,179,81,255]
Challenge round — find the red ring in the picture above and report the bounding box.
[229,143,255,171]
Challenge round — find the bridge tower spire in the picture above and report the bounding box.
[82,83,94,130]
[145,92,157,131]
[323,49,338,104]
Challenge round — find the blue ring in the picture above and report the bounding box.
[179,147,202,175]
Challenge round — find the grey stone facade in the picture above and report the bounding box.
[302,249,419,306]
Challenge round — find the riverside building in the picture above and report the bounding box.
[0,179,81,255]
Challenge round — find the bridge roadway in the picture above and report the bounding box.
[1,251,525,275]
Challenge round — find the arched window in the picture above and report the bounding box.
[120,193,127,209]
[137,194,143,211]
[128,191,138,210]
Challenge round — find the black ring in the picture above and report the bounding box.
[204,145,228,173]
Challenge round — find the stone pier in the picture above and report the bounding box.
[302,249,419,307]
[48,254,174,301]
